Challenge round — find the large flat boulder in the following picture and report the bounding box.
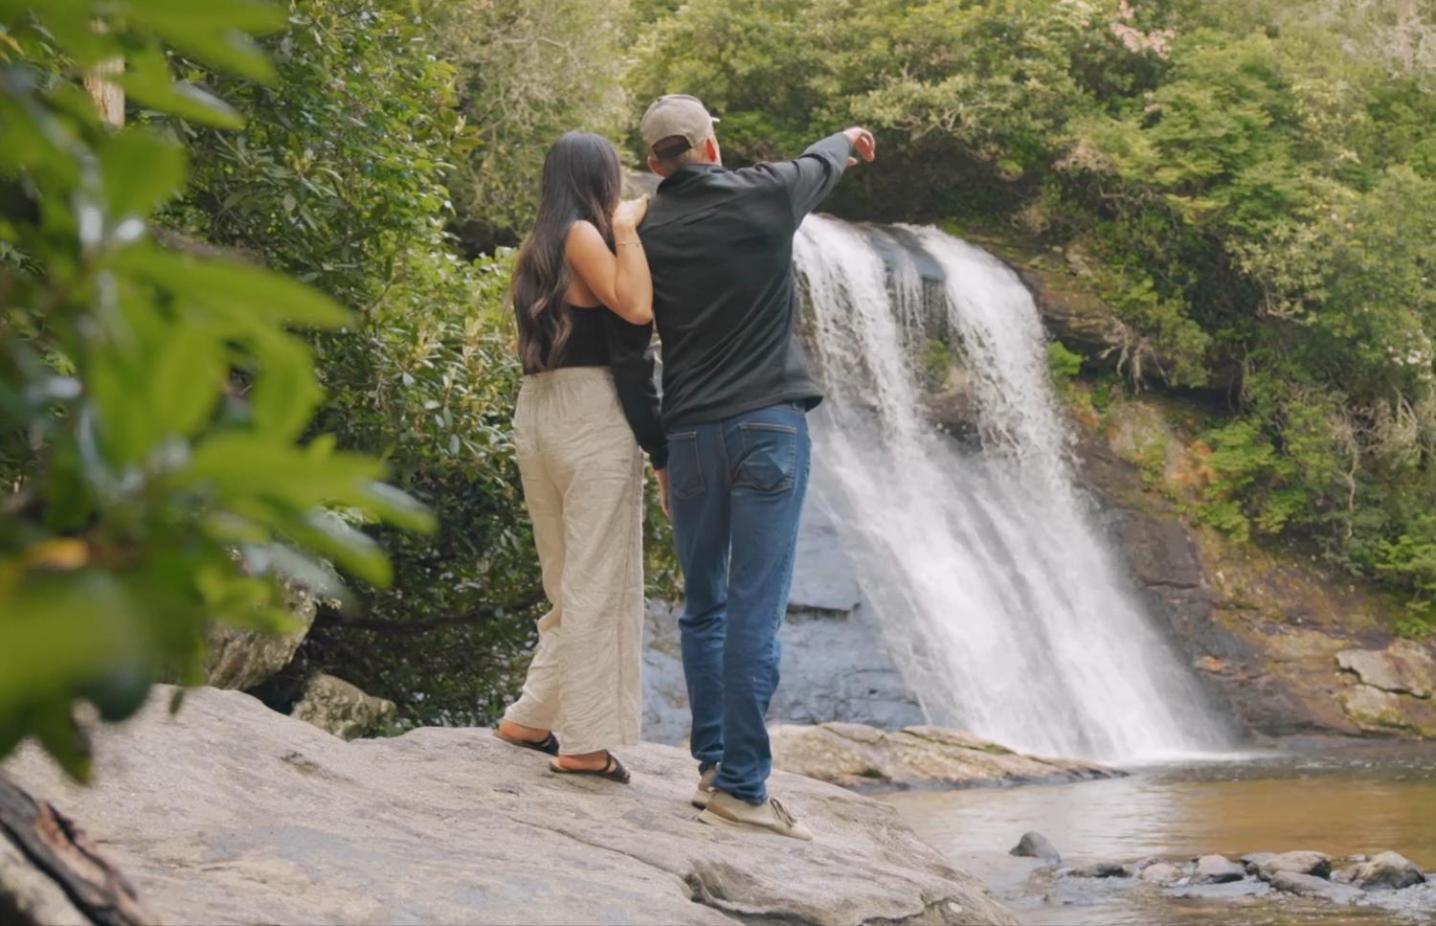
[3,688,1014,926]
[769,722,1119,790]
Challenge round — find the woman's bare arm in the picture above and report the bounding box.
[565,202,652,325]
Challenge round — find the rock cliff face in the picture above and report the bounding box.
[1070,392,1435,738]
[2,687,1015,926]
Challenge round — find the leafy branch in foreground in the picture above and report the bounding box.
[0,0,433,780]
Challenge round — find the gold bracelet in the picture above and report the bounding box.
[616,238,642,247]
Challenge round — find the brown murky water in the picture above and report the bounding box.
[884,739,1436,925]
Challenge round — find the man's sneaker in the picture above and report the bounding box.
[692,765,719,809]
[698,791,814,841]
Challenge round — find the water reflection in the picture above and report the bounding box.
[885,743,1436,925]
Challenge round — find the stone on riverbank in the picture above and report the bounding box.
[1010,832,1062,863]
[769,722,1118,791]
[1192,854,1246,884]
[1138,862,1184,885]
[1065,860,1127,878]
[1343,851,1427,891]
[2,687,1016,926]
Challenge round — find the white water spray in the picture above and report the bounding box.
[794,215,1229,762]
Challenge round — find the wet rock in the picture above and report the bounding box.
[1139,862,1184,885]
[1345,851,1427,891]
[769,723,1118,791]
[290,673,396,740]
[1337,642,1436,699]
[1066,861,1128,879]
[1254,850,1332,881]
[3,686,1017,926]
[1010,832,1062,863]
[1192,854,1246,884]
[1268,871,1363,904]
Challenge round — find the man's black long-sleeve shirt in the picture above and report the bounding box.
[634,132,854,430]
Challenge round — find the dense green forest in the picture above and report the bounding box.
[3,0,1434,756]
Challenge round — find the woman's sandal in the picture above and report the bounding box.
[548,751,631,785]
[494,726,561,757]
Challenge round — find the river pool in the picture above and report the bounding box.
[884,738,1436,925]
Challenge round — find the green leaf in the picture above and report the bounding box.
[121,48,245,130]
[245,328,322,442]
[126,0,286,84]
[111,244,350,330]
[100,129,188,219]
[285,512,392,588]
[148,320,225,441]
[361,481,437,534]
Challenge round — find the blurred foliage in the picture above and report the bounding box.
[162,0,544,726]
[165,0,673,725]
[0,0,433,778]
[631,0,1436,635]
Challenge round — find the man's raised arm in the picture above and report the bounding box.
[763,126,878,224]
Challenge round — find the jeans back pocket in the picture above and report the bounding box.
[734,422,798,494]
[667,431,705,500]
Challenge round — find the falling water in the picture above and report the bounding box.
[794,215,1230,762]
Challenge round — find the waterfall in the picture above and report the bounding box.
[793,215,1230,762]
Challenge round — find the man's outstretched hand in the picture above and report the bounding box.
[844,127,877,167]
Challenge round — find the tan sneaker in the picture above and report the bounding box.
[698,791,814,841]
[692,765,718,809]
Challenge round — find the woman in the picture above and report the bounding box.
[495,132,665,784]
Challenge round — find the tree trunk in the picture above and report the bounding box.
[0,774,156,926]
[83,58,125,127]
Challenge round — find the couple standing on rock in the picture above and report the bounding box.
[493,94,877,840]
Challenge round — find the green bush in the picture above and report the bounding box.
[0,0,431,778]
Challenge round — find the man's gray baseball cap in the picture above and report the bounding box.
[640,94,719,159]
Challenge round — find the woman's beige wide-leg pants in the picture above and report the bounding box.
[502,367,644,756]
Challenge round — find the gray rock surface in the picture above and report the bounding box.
[290,673,396,740]
[769,722,1118,791]
[1267,871,1363,904]
[1345,851,1427,891]
[1337,642,1436,699]
[1192,854,1246,884]
[1010,832,1061,863]
[3,687,1016,926]
[204,583,317,690]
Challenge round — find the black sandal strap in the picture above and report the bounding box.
[549,751,631,784]
[495,729,561,756]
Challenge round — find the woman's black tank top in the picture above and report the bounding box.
[551,303,609,369]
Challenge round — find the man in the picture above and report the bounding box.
[637,94,876,840]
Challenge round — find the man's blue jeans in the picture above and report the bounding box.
[665,402,811,805]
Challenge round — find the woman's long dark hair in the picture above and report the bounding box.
[511,132,623,373]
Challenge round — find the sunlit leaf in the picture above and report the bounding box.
[101,129,187,219]
[111,244,350,329]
